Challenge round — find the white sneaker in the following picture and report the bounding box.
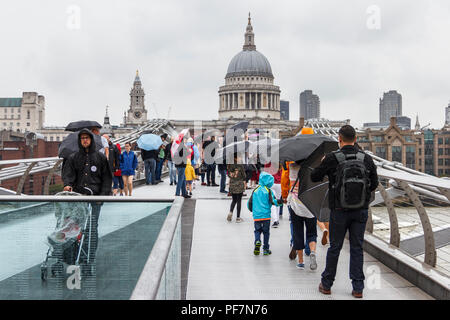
[310,252,317,270]
[236,217,243,223]
[227,212,233,222]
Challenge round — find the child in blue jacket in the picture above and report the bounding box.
[247,171,282,255]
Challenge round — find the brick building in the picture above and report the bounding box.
[0,130,62,194]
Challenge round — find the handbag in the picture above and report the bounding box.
[287,176,314,218]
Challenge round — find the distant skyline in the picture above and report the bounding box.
[0,0,449,129]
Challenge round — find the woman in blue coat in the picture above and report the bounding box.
[120,142,138,196]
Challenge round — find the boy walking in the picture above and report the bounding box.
[185,158,196,196]
[248,172,282,256]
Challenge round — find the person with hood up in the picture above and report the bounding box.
[247,171,283,256]
[62,128,112,270]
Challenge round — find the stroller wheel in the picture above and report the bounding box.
[40,266,48,281]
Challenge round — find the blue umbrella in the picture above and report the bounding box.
[137,134,163,151]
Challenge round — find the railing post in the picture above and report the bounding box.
[397,180,437,267]
[377,183,400,247]
[44,159,63,195]
[16,162,37,195]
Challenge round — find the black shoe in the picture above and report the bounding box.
[183,194,191,199]
[170,182,173,186]
[211,183,219,187]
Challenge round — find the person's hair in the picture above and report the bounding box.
[338,125,356,143]
[125,142,131,146]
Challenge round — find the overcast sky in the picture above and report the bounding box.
[0,0,449,129]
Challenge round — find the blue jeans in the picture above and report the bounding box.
[219,168,227,192]
[168,160,177,184]
[254,220,271,250]
[175,166,187,196]
[155,158,164,181]
[321,209,368,292]
[144,158,156,185]
[289,207,317,250]
[113,176,124,190]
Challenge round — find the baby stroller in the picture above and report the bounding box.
[40,190,94,281]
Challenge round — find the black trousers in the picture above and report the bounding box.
[82,203,102,263]
[229,193,243,218]
[206,164,216,185]
[321,209,368,292]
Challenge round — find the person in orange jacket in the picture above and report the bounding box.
[185,158,196,196]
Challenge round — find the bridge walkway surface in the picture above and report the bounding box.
[133,175,433,300]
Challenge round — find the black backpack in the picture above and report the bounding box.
[333,151,369,210]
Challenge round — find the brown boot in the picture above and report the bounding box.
[319,282,331,295]
[352,290,363,298]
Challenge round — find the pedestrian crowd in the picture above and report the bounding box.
[60,123,378,298]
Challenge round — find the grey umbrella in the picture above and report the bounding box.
[65,120,102,132]
[58,130,104,159]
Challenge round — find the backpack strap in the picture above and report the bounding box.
[334,151,346,164]
[356,151,366,162]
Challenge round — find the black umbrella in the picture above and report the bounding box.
[277,135,337,169]
[65,120,102,132]
[296,139,339,222]
[230,121,249,132]
[58,130,104,159]
[215,140,253,163]
[194,129,222,144]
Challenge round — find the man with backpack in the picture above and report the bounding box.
[311,125,378,299]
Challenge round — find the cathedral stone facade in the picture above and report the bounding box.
[218,14,281,120]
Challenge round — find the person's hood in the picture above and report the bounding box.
[78,128,96,153]
[259,171,274,188]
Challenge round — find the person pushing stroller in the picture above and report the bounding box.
[62,128,112,273]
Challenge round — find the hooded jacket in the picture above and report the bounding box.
[62,128,112,195]
[247,172,281,221]
[120,148,138,176]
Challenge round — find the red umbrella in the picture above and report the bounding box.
[171,129,189,158]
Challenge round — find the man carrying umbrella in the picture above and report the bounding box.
[62,128,112,271]
[311,125,378,299]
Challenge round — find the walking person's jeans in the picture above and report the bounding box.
[219,168,227,192]
[289,207,317,250]
[155,158,163,181]
[168,160,177,184]
[206,164,216,185]
[175,166,187,196]
[144,158,156,185]
[321,209,368,292]
[254,220,271,250]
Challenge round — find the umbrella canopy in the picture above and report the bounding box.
[171,129,190,158]
[295,139,339,222]
[58,130,103,159]
[230,121,249,132]
[277,135,337,169]
[193,129,222,144]
[215,140,253,163]
[65,120,102,132]
[136,134,163,151]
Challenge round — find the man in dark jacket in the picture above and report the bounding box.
[311,125,378,299]
[141,148,158,185]
[62,128,112,270]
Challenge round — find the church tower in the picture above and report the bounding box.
[125,70,148,127]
